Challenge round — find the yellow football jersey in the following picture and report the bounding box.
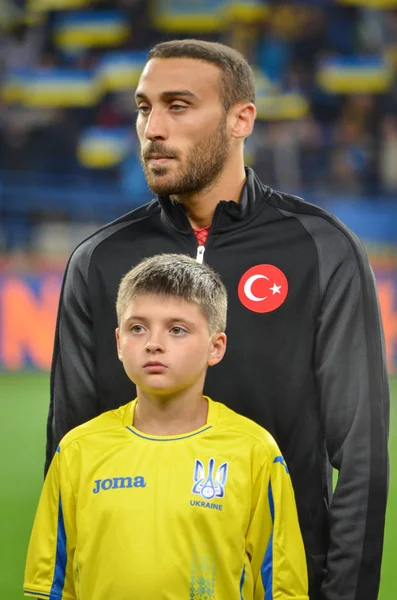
[24,398,308,600]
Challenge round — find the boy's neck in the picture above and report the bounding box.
[133,389,209,436]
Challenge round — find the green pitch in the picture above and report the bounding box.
[0,373,396,599]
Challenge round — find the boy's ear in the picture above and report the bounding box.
[207,332,227,367]
[115,328,123,361]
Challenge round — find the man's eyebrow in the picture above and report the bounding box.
[161,90,197,100]
[135,90,198,102]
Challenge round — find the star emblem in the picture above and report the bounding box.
[270,283,281,295]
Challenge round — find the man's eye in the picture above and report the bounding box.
[170,104,186,112]
[137,105,150,114]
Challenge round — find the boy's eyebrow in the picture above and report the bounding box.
[124,315,155,325]
[135,90,198,102]
[124,315,195,326]
[125,315,147,322]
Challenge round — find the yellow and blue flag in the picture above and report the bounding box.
[151,0,227,33]
[224,0,268,23]
[252,69,308,121]
[317,56,393,94]
[256,91,309,121]
[53,10,130,51]
[15,69,100,107]
[77,127,132,168]
[1,69,27,104]
[27,0,94,11]
[97,51,147,93]
[338,0,397,7]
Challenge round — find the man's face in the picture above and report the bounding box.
[135,58,231,196]
[116,294,224,399]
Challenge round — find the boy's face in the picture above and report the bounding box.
[116,294,226,398]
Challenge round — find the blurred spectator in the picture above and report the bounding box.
[328,118,374,195]
[1,24,44,72]
[380,115,397,194]
[1,0,397,254]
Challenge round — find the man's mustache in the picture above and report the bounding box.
[142,143,179,160]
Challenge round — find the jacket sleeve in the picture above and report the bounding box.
[24,448,77,600]
[314,225,389,600]
[246,444,309,600]
[46,244,98,474]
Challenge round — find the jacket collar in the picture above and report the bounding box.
[158,167,271,234]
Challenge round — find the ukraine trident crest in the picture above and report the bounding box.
[192,458,228,500]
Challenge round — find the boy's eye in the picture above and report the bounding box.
[170,327,186,335]
[131,324,145,333]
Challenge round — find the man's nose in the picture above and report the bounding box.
[144,109,168,141]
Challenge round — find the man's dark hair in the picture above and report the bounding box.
[147,39,256,112]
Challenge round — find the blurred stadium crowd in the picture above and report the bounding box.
[1,0,397,254]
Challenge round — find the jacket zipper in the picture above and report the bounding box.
[196,245,205,264]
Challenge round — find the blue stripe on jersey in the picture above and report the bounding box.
[56,446,60,453]
[268,480,275,522]
[239,563,246,599]
[273,455,289,474]
[261,482,275,600]
[50,499,67,599]
[126,425,212,441]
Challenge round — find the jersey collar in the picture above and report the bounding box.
[123,397,220,441]
[157,167,271,234]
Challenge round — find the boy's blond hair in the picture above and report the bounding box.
[116,254,227,334]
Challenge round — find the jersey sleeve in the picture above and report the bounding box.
[46,244,98,474]
[24,447,77,600]
[313,228,389,600]
[246,445,308,600]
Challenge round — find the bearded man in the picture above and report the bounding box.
[46,39,389,600]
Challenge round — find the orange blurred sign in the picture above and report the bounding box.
[0,271,396,373]
[0,274,60,370]
[376,277,397,374]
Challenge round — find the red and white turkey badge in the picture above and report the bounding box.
[238,264,288,313]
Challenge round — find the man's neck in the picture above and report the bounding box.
[171,163,246,230]
[133,388,209,436]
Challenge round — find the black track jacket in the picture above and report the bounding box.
[47,168,389,600]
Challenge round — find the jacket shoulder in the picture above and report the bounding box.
[267,189,366,254]
[63,199,160,280]
[74,200,159,258]
[266,189,374,293]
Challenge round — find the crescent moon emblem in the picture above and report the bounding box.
[244,274,269,302]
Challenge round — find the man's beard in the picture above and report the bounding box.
[141,115,230,197]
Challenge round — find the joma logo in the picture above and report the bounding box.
[93,476,146,494]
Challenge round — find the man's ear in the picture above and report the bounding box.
[207,332,227,367]
[115,328,123,361]
[229,102,256,140]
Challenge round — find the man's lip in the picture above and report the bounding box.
[147,155,174,160]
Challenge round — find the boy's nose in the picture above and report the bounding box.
[145,340,164,352]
